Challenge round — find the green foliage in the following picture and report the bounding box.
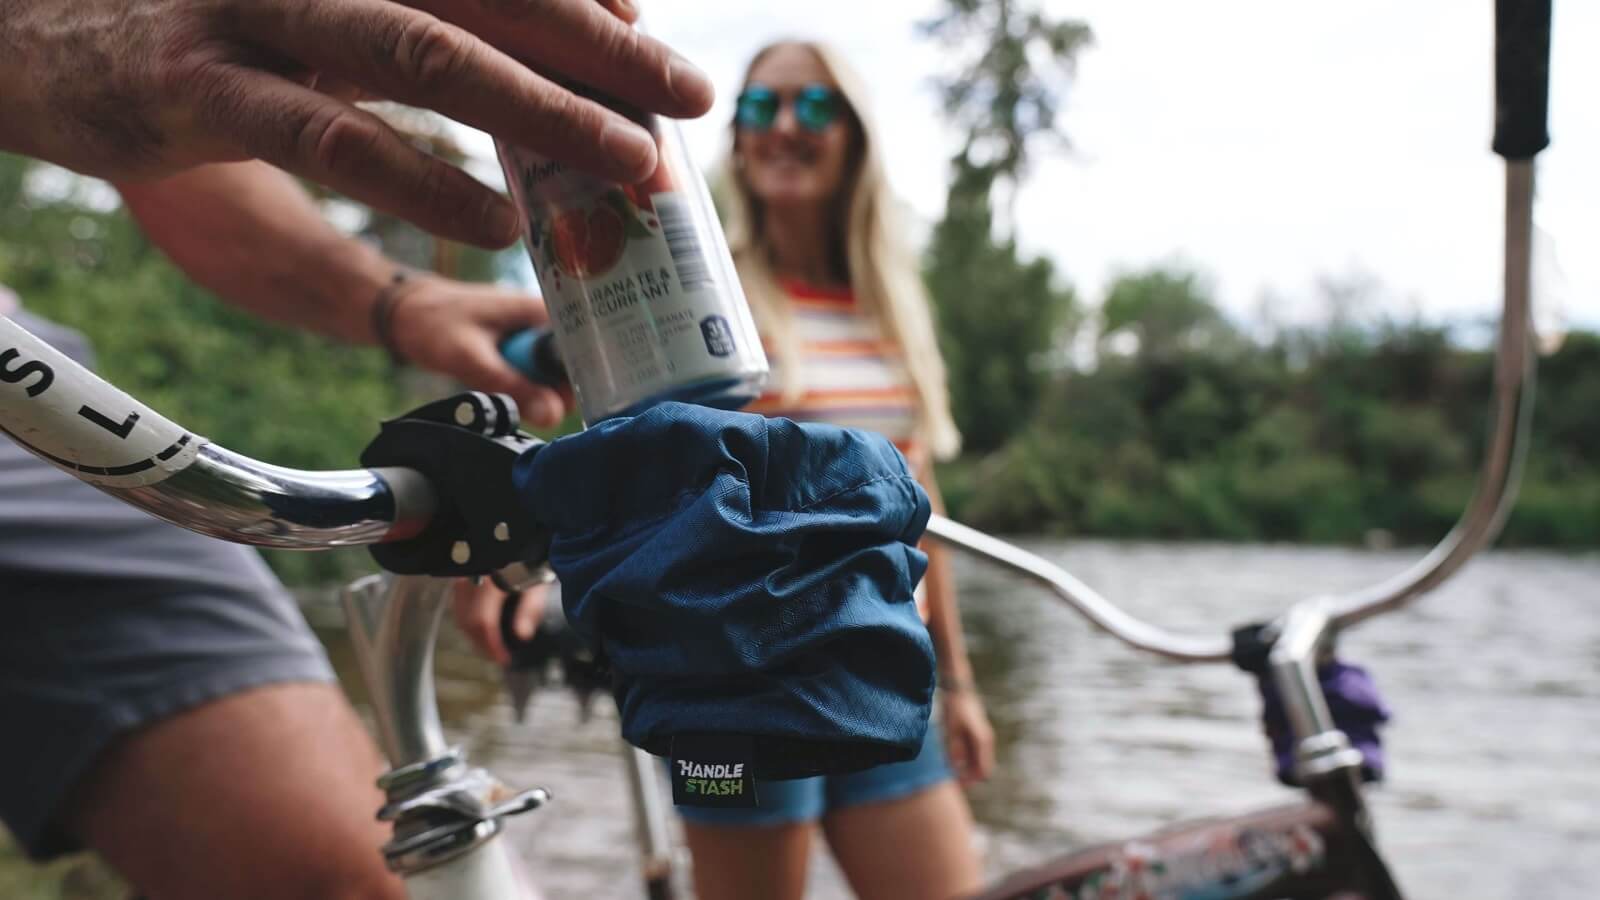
[1100,268,1239,360]
[1,153,422,585]
[920,0,1092,182]
[921,0,1091,453]
[947,263,1600,548]
[926,218,1077,452]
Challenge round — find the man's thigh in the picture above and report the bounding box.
[0,306,401,896]
[63,682,403,900]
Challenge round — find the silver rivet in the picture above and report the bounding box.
[454,402,475,426]
[451,541,471,565]
[494,522,510,542]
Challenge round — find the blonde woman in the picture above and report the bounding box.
[673,40,995,900]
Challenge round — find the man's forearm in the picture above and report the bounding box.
[116,162,397,345]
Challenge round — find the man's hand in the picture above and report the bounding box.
[0,0,713,249]
[386,274,569,427]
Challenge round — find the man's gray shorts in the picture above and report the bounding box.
[0,311,335,860]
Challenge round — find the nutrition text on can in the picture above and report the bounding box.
[496,116,767,424]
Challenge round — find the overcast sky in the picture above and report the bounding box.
[467,1,1597,331]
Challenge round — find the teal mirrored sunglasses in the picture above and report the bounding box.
[735,84,845,133]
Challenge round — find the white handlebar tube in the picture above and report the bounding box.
[0,315,436,546]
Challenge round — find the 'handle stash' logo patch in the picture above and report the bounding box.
[670,735,758,808]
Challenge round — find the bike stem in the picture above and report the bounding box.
[1268,603,1370,799]
[343,573,550,899]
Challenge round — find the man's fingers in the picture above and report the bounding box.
[409,0,714,120]
[469,289,549,332]
[244,0,660,183]
[207,69,519,247]
[458,338,566,427]
[592,0,639,25]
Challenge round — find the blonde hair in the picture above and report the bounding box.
[721,40,962,460]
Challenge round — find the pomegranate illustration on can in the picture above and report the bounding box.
[497,106,767,423]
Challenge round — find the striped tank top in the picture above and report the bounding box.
[745,281,923,464]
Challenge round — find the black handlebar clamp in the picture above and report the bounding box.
[361,392,549,577]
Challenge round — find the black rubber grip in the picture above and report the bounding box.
[1493,0,1553,159]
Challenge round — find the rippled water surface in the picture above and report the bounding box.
[321,541,1600,899]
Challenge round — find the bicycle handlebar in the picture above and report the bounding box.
[924,515,1235,662]
[923,156,1538,661]
[0,315,436,548]
[121,443,437,548]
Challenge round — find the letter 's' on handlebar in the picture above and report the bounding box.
[0,315,435,548]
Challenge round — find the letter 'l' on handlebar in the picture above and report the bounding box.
[0,314,435,547]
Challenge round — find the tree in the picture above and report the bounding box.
[1,152,417,586]
[921,0,1091,453]
[1099,267,1238,360]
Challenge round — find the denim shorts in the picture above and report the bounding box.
[674,721,952,827]
[0,311,334,860]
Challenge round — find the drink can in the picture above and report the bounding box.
[496,109,767,424]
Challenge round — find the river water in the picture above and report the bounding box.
[319,540,1600,899]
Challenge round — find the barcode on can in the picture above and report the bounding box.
[653,194,714,291]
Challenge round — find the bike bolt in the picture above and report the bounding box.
[494,522,510,542]
[455,402,476,426]
[451,541,472,565]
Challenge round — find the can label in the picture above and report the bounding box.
[499,128,766,422]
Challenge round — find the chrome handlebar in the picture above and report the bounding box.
[110,444,437,549]
[1325,162,1536,631]
[924,515,1235,662]
[927,161,1537,662]
[0,313,437,549]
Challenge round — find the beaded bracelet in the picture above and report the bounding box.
[369,269,415,364]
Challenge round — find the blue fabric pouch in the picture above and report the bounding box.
[514,402,935,779]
